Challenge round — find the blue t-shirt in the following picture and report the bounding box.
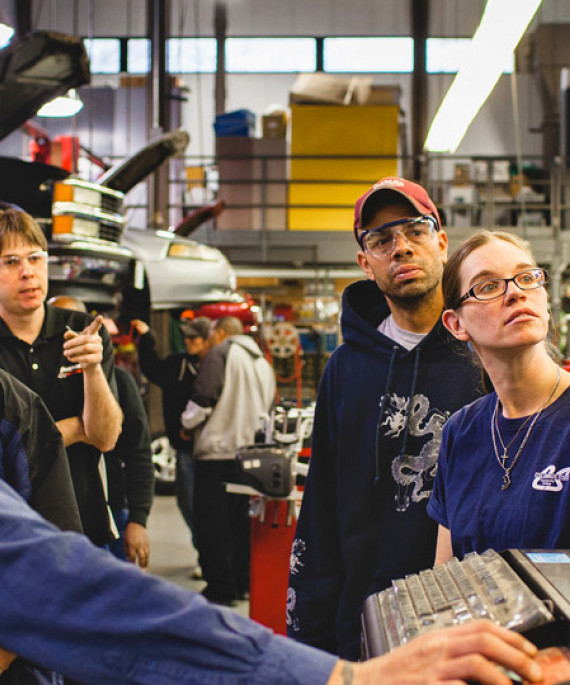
[427,388,570,558]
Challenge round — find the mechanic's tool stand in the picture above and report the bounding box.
[249,490,302,634]
[230,405,313,634]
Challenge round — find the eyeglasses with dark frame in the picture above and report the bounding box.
[357,215,439,255]
[452,268,548,309]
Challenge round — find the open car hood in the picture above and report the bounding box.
[98,128,190,194]
[0,30,90,141]
[0,155,69,217]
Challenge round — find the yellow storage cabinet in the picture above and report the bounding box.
[288,104,399,231]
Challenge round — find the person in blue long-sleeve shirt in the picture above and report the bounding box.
[0,479,543,685]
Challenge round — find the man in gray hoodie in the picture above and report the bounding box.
[181,316,275,605]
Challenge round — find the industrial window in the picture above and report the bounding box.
[225,38,316,73]
[168,38,217,73]
[122,35,515,76]
[127,38,217,73]
[426,38,513,73]
[127,38,150,74]
[323,37,414,73]
[84,38,121,74]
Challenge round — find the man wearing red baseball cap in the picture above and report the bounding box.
[352,176,442,237]
[288,177,483,660]
[131,314,212,580]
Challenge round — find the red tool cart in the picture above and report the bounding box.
[231,408,313,634]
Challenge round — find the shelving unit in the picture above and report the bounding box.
[257,288,343,406]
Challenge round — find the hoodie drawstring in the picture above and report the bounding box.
[399,347,422,460]
[374,346,399,486]
[374,346,422,490]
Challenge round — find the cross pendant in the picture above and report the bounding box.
[501,452,508,468]
[501,473,512,491]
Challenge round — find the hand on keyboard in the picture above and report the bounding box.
[335,621,542,685]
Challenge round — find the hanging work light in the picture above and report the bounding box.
[37,88,84,117]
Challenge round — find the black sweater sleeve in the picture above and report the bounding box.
[108,367,154,527]
[136,330,169,388]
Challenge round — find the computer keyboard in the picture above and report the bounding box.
[362,549,555,656]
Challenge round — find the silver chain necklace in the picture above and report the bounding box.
[491,366,561,491]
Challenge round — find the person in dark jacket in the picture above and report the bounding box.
[48,299,155,568]
[132,316,210,547]
[287,177,484,660]
[104,363,155,568]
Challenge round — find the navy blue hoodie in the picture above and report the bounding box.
[286,279,483,660]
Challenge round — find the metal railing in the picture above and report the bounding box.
[116,150,570,329]
[157,152,570,233]
[123,151,570,271]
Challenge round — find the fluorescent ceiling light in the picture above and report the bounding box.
[0,22,14,48]
[37,89,84,117]
[424,0,543,153]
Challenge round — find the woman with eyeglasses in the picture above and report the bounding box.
[427,229,570,563]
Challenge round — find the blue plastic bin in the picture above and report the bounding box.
[214,109,256,137]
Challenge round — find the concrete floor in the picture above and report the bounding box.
[146,492,250,618]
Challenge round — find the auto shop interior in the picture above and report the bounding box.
[1,0,570,681]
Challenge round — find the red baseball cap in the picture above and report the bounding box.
[353,177,441,241]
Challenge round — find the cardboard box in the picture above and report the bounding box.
[290,73,372,106]
[366,85,401,106]
[472,159,511,183]
[453,163,470,185]
[262,113,287,139]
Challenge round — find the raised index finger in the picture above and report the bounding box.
[81,315,103,336]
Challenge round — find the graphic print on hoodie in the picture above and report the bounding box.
[383,390,449,512]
